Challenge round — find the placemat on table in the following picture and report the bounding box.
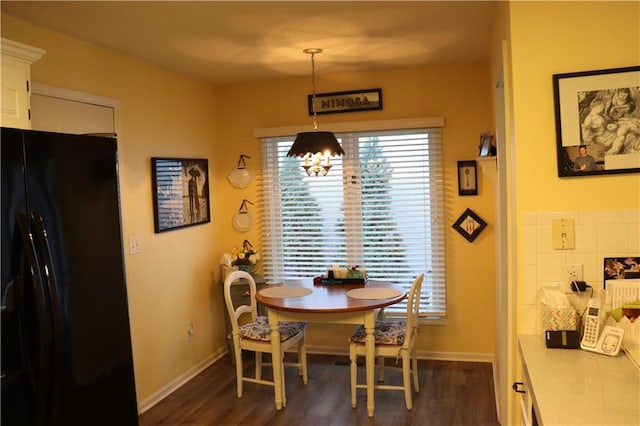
[259,286,313,298]
[346,287,402,300]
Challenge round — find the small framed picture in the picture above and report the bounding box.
[457,160,478,196]
[151,157,211,233]
[478,133,495,157]
[603,257,640,284]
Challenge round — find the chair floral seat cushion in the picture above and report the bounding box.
[239,316,307,342]
[350,320,407,345]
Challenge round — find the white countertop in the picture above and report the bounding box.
[519,335,639,426]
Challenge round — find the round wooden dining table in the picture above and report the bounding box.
[256,279,407,418]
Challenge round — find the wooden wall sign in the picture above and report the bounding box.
[309,88,382,115]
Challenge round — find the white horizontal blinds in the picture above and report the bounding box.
[260,127,445,317]
[259,136,348,281]
[352,130,445,316]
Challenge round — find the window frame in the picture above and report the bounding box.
[254,118,445,318]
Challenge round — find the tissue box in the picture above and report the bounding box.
[542,304,577,331]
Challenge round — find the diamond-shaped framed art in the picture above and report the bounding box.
[452,208,487,243]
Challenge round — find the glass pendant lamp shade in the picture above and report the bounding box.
[287,48,343,176]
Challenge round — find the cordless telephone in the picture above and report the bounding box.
[581,298,601,349]
[580,298,624,356]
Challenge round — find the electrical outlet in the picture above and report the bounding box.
[567,264,583,282]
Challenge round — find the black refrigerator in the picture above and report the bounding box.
[1,127,139,425]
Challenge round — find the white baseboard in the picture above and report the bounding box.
[302,345,494,363]
[415,350,494,363]
[137,348,227,414]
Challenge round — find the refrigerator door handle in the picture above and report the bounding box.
[30,212,65,422]
[15,212,53,426]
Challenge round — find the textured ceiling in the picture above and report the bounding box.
[1,1,497,86]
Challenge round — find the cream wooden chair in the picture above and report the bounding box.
[223,270,308,405]
[349,273,424,410]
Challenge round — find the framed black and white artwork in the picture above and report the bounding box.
[151,157,211,233]
[553,66,640,177]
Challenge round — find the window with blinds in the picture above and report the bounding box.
[259,127,445,317]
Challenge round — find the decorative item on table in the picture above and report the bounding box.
[317,265,368,285]
[220,239,260,273]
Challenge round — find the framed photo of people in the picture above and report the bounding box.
[552,66,640,177]
[151,157,211,233]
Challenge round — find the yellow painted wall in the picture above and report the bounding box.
[508,1,640,320]
[505,2,639,424]
[217,64,497,355]
[1,14,225,405]
[2,13,497,406]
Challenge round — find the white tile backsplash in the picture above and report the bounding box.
[622,210,640,224]
[597,224,629,252]
[523,225,537,264]
[521,209,640,335]
[579,210,623,224]
[522,212,538,225]
[574,224,598,252]
[523,264,538,304]
[536,253,565,282]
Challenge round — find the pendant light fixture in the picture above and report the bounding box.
[286,48,344,176]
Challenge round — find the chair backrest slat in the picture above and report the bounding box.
[223,270,259,333]
[403,273,424,349]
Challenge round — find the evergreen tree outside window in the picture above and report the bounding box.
[259,126,445,317]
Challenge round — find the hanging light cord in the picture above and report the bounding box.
[310,51,318,131]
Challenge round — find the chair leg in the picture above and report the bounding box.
[377,356,385,383]
[411,347,420,393]
[349,344,357,408]
[280,350,287,407]
[298,338,308,384]
[233,338,243,398]
[402,351,413,410]
[255,351,263,381]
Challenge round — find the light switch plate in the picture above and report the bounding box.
[129,237,141,254]
[551,218,575,250]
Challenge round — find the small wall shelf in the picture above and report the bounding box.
[476,157,497,183]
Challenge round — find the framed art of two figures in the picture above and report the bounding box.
[553,65,640,177]
[151,157,211,233]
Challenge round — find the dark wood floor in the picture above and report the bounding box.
[139,353,499,426]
